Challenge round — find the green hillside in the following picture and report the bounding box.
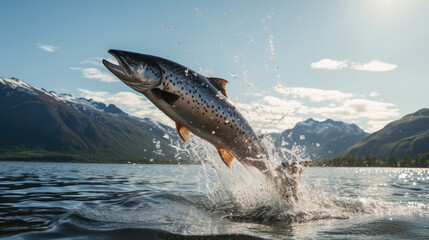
[341,108,429,159]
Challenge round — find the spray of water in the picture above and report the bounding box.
[169,131,427,223]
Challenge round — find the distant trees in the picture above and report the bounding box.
[386,156,397,167]
[317,153,429,168]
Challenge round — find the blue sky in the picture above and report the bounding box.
[1,0,428,132]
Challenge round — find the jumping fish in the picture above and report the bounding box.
[103,50,269,171]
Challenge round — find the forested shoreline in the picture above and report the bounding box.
[316,154,429,168]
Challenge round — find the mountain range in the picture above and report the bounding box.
[341,108,429,159]
[0,77,187,162]
[271,118,368,161]
[0,77,427,163]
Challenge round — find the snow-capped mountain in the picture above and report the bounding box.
[1,77,127,119]
[0,77,186,162]
[273,118,368,161]
[294,118,364,135]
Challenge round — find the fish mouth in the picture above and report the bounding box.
[103,49,133,82]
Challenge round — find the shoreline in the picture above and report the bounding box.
[1,159,427,168]
[0,159,198,165]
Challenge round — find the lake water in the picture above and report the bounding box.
[0,161,428,239]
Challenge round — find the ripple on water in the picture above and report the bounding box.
[0,161,428,239]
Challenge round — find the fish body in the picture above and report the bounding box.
[103,50,268,170]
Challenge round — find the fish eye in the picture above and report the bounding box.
[128,59,134,64]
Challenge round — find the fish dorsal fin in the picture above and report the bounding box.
[208,77,229,98]
[151,89,180,106]
[176,123,190,144]
[216,147,234,168]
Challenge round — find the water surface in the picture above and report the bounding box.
[0,162,428,239]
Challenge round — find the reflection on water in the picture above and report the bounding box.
[0,162,428,239]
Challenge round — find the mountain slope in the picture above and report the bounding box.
[341,108,429,159]
[0,77,186,162]
[273,118,368,161]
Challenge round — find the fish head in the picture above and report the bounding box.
[103,49,162,92]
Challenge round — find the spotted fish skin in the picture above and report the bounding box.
[103,50,268,170]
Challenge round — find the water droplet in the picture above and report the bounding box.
[212,131,215,134]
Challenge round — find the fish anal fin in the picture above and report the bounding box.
[176,123,190,144]
[216,147,234,168]
[208,77,229,98]
[151,88,180,106]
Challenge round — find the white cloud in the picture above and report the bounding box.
[70,57,119,83]
[311,58,397,72]
[235,96,307,132]
[274,83,354,102]
[238,92,399,132]
[367,120,391,133]
[78,89,109,98]
[78,89,144,110]
[80,60,104,67]
[80,57,117,67]
[271,83,399,132]
[351,60,397,72]
[310,58,348,70]
[37,43,58,52]
[78,89,173,126]
[311,98,400,120]
[81,68,118,83]
[369,91,380,97]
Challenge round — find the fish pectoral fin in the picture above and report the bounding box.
[216,147,234,168]
[176,123,190,144]
[151,88,180,106]
[208,77,229,98]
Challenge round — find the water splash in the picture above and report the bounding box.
[171,133,428,223]
[144,93,428,224]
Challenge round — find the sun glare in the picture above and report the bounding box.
[367,0,414,17]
